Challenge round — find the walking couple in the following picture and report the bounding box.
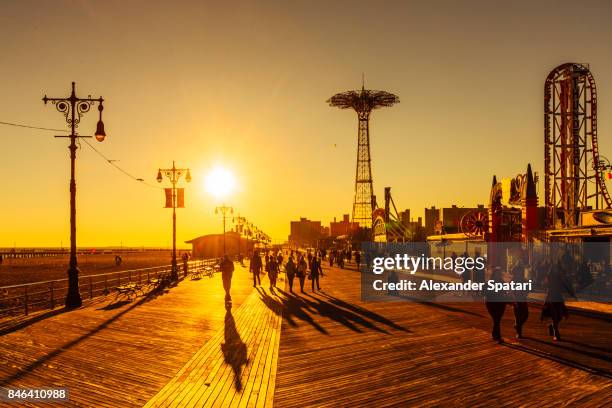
[285,253,323,293]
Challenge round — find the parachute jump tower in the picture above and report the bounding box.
[328,82,399,228]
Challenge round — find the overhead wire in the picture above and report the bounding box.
[0,120,161,189]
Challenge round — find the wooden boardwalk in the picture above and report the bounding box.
[1,261,611,407]
[143,283,283,408]
[272,265,612,407]
[0,265,255,407]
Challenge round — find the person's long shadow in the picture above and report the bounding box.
[257,287,328,334]
[502,342,612,379]
[318,292,410,332]
[221,306,248,391]
[523,336,612,362]
[393,294,485,318]
[257,287,410,335]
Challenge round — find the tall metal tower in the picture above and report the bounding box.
[544,63,612,228]
[328,82,399,228]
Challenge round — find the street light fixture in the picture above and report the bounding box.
[215,204,233,256]
[42,82,106,309]
[157,161,191,280]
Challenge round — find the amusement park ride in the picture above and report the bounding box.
[328,80,399,229]
[363,63,612,247]
[486,63,612,245]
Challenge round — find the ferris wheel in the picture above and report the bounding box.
[460,210,488,238]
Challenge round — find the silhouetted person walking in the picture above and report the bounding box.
[285,256,296,293]
[337,254,344,269]
[220,255,234,304]
[485,266,507,343]
[297,255,307,293]
[276,252,283,269]
[269,257,278,289]
[541,261,575,341]
[250,251,262,287]
[310,256,322,292]
[511,259,529,338]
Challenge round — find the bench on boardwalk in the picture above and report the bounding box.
[114,283,144,300]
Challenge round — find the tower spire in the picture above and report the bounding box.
[327,82,399,228]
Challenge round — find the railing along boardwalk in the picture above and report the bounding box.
[0,259,220,318]
[0,248,172,260]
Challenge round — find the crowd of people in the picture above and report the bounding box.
[215,244,604,347]
[248,248,335,293]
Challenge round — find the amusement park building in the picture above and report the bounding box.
[424,205,486,238]
[185,231,254,259]
[442,205,486,234]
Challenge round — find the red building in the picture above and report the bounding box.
[330,214,359,237]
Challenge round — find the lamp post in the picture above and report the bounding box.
[157,161,191,280]
[233,215,247,255]
[43,82,106,309]
[215,205,233,256]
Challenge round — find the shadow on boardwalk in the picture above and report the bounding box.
[221,306,248,391]
[0,286,170,387]
[256,287,410,335]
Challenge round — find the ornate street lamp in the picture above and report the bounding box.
[42,82,106,309]
[157,161,191,280]
[215,205,233,256]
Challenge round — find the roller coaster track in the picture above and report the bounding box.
[544,63,611,228]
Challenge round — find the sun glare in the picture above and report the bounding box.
[205,166,236,199]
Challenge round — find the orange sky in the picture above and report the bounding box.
[1,1,612,247]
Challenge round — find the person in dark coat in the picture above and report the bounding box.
[285,255,296,293]
[220,255,234,302]
[296,255,308,293]
[268,257,278,289]
[485,266,508,343]
[541,261,575,341]
[511,259,529,338]
[310,256,323,292]
[250,250,262,287]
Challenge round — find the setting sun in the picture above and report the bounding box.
[205,166,236,199]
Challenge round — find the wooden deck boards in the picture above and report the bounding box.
[144,279,283,408]
[273,265,612,407]
[1,261,611,407]
[0,265,255,407]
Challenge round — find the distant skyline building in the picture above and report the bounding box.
[289,217,324,247]
[330,214,359,237]
[424,206,441,236]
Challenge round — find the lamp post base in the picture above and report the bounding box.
[171,259,179,281]
[65,265,83,309]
